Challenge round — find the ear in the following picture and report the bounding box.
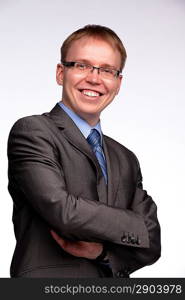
[56,63,64,86]
[116,74,123,95]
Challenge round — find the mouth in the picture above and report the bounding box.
[79,89,104,98]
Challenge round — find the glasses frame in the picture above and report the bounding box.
[61,61,122,78]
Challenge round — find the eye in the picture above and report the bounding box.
[75,63,88,70]
[102,68,113,74]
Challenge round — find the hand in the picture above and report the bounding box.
[50,230,103,259]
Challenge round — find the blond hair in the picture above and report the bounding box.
[60,25,127,71]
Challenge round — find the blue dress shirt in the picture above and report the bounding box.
[58,101,103,145]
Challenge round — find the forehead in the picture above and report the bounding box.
[66,37,121,68]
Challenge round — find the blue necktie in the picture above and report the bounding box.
[87,129,108,184]
[87,129,112,272]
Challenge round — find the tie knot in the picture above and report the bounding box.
[87,129,101,150]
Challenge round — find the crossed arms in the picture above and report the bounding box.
[8,116,161,274]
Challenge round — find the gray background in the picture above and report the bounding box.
[0,0,185,277]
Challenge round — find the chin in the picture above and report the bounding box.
[76,103,100,114]
[79,110,99,118]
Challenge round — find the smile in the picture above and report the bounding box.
[79,89,103,98]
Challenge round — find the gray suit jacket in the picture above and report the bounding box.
[8,104,161,278]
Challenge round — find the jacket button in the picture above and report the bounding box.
[116,271,125,278]
[127,234,134,244]
[116,270,129,278]
[131,237,136,244]
[121,234,127,243]
[136,237,141,245]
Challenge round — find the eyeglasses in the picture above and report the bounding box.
[62,61,121,79]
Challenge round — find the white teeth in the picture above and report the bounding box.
[82,90,100,97]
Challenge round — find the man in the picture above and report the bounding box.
[7,25,161,278]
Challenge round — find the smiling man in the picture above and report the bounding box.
[7,25,161,278]
[56,35,122,126]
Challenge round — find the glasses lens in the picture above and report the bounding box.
[70,62,119,79]
[100,68,115,78]
[75,63,91,71]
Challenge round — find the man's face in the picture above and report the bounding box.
[56,37,122,125]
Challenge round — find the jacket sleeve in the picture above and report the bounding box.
[8,116,160,265]
[106,164,161,276]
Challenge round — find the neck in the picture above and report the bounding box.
[81,114,100,126]
[61,100,100,126]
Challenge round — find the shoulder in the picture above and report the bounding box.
[8,114,57,147]
[8,111,60,142]
[9,114,49,133]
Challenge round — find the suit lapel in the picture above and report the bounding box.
[48,104,108,204]
[103,136,120,206]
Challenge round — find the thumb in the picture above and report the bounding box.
[50,230,65,247]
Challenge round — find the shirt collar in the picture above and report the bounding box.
[58,101,103,144]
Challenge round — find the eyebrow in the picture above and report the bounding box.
[74,59,118,70]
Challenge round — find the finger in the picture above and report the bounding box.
[50,230,66,247]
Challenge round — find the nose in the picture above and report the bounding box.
[85,67,101,84]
